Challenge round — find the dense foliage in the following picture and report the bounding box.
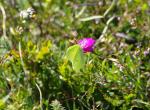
[0,0,150,109]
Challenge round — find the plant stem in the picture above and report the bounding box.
[79,0,118,22]
[35,82,43,110]
[95,15,115,46]
[18,42,27,77]
[0,4,7,39]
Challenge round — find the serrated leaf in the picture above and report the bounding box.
[66,45,85,72]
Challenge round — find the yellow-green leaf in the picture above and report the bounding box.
[66,45,85,72]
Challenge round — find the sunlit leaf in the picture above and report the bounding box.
[66,45,85,72]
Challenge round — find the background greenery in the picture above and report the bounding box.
[0,0,150,109]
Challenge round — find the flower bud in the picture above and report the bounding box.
[78,38,96,53]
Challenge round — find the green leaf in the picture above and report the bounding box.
[66,45,85,72]
[0,37,11,55]
[0,100,5,109]
[0,93,10,109]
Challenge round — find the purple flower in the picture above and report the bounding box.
[78,38,96,53]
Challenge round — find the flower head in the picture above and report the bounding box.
[78,38,96,53]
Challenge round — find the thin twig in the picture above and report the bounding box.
[35,82,43,110]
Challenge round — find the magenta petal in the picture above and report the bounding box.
[78,38,96,53]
